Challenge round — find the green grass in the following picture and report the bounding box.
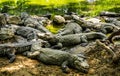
[0,0,120,16]
[0,0,119,33]
[46,24,64,34]
[0,0,83,5]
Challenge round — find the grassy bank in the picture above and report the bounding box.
[0,0,120,16]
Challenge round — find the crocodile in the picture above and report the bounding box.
[0,27,15,40]
[24,47,89,73]
[100,11,120,17]
[0,40,50,63]
[15,26,44,41]
[57,22,82,36]
[74,18,119,34]
[38,32,107,48]
[107,29,120,44]
[20,12,51,34]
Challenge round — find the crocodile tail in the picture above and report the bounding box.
[107,29,120,44]
[86,32,107,40]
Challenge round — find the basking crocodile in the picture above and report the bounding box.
[106,29,120,44]
[15,26,45,41]
[0,40,50,63]
[100,11,120,17]
[38,32,107,48]
[0,27,15,40]
[20,12,51,34]
[57,22,82,36]
[24,47,89,73]
[74,18,119,34]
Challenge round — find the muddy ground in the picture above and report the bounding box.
[0,44,120,76]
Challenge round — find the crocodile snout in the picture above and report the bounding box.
[81,61,89,69]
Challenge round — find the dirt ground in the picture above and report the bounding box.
[0,46,120,76]
[0,55,87,76]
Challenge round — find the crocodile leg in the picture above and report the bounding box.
[80,35,88,46]
[57,30,71,36]
[51,43,63,49]
[61,61,70,73]
[25,51,40,59]
[6,48,16,63]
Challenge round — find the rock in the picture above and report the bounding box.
[7,16,21,24]
[53,15,65,24]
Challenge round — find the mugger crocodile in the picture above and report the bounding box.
[0,40,50,63]
[38,32,107,48]
[24,47,89,73]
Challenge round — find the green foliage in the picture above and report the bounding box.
[88,0,120,16]
[16,0,30,12]
[0,0,120,16]
[0,0,30,14]
[46,24,64,34]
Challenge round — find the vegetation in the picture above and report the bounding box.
[0,0,120,16]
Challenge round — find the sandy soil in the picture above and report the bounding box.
[0,55,87,76]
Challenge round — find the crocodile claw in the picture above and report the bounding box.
[9,55,16,63]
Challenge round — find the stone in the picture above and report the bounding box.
[53,15,65,24]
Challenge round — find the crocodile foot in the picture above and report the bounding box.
[61,66,70,73]
[8,54,16,63]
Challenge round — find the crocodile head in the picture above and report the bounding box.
[73,55,89,73]
[37,33,59,44]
